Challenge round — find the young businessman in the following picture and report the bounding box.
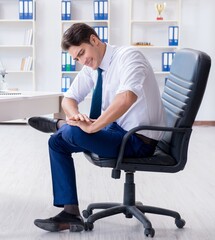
[30,23,166,232]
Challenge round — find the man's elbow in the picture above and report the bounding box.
[61,97,67,111]
[122,91,137,108]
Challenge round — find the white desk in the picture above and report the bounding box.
[0,91,64,122]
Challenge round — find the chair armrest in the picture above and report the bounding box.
[115,125,191,169]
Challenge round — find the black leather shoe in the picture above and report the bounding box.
[34,211,85,232]
[28,117,59,133]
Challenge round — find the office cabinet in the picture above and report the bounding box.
[129,0,181,91]
[0,0,36,91]
[60,0,110,93]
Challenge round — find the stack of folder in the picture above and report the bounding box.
[94,26,108,43]
[19,0,33,20]
[62,52,76,72]
[23,28,33,45]
[61,76,72,92]
[20,56,33,71]
[94,0,108,20]
[61,0,71,20]
[168,26,179,46]
[162,52,175,72]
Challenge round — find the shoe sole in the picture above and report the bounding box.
[34,221,85,232]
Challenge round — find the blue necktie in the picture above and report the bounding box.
[89,68,103,119]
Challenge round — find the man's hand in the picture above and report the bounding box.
[67,118,94,133]
[69,113,91,122]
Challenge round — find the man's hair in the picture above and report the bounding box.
[61,23,100,51]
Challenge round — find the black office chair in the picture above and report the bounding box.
[83,48,211,237]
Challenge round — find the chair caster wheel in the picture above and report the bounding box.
[125,213,133,218]
[175,218,186,228]
[82,209,92,218]
[85,222,94,231]
[84,222,88,231]
[144,228,155,238]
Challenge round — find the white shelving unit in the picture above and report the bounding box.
[60,0,111,92]
[0,0,36,91]
[129,0,181,92]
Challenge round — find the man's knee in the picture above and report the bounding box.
[61,125,85,146]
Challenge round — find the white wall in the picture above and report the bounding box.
[35,0,215,121]
[180,0,215,120]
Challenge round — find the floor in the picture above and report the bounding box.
[0,124,215,240]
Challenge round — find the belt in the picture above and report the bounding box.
[135,133,158,147]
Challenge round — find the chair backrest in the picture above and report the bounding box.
[159,48,211,164]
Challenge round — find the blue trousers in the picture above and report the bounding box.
[48,122,155,207]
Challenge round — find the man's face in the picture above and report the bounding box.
[68,34,102,70]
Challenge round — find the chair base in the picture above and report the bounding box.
[83,172,185,237]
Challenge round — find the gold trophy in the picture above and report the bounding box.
[155,2,166,20]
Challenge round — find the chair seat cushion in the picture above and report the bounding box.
[84,147,176,169]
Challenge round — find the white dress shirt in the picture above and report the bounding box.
[64,44,166,140]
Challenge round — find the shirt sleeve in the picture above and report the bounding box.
[116,48,151,98]
[64,66,95,104]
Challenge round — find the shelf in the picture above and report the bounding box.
[0,19,34,23]
[131,20,179,24]
[0,45,33,48]
[62,20,109,24]
[154,71,170,75]
[6,71,33,73]
[62,71,79,74]
[131,45,179,49]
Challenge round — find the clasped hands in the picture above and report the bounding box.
[66,113,96,133]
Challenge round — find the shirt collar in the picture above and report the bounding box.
[99,43,113,72]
